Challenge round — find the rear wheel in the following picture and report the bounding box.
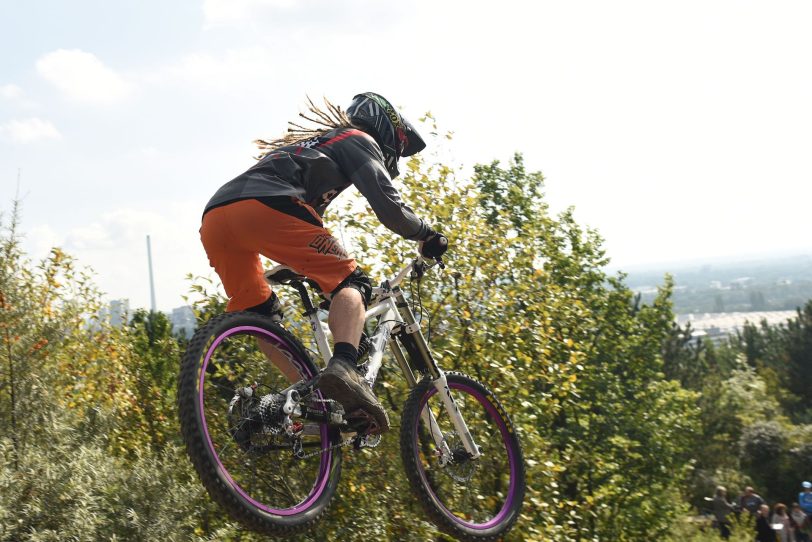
[400,372,525,541]
[178,312,341,535]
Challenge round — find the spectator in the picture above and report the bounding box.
[713,486,736,540]
[774,503,792,542]
[741,486,767,516]
[756,504,775,542]
[800,482,812,517]
[791,502,810,542]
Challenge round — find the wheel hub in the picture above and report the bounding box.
[443,431,477,483]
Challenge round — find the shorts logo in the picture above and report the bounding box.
[308,234,348,259]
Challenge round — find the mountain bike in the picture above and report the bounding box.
[178,253,526,541]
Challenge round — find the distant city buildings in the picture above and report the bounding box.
[729,277,753,289]
[96,299,197,337]
[97,299,130,328]
[677,310,797,343]
[170,305,196,339]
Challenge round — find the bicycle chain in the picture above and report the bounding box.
[293,397,382,459]
[296,435,357,460]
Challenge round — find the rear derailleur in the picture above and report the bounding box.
[227,379,383,457]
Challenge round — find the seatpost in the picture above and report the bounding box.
[290,281,317,316]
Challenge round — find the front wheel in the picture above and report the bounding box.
[400,372,526,541]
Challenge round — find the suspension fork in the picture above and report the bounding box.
[391,288,482,460]
[389,338,453,463]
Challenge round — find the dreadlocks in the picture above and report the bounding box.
[254,96,352,160]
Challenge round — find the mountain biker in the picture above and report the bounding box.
[199,93,448,434]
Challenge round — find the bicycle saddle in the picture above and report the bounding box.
[264,265,306,285]
[264,265,324,293]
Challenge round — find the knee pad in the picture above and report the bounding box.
[331,268,372,308]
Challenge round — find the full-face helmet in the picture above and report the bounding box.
[346,92,426,178]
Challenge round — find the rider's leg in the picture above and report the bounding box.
[203,199,386,428]
[324,287,365,383]
[244,293,300,382]
[200,204,300,382]
[257,339,301,383]
[328,287,365,348]
[318,271,389,432]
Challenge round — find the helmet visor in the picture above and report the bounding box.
[398,115,426,157]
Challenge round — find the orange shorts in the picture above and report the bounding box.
[199,198,356,312]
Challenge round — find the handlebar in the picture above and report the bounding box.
[387,254,444,289]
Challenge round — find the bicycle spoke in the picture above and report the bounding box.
[278,468,299,504]
[408,375,522,530]
[210,381,237,395]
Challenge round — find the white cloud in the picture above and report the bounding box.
[0,117,62,143]
[41,204,214,310]
[27,224,63,258]
[201,0,400,30]
[36,49,132,105]
[203,0,296,25]
[0,84,22,99]
[160,47,274,92]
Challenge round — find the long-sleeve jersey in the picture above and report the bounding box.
[204,127,431,241]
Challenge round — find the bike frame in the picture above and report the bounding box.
[278,256,481,461]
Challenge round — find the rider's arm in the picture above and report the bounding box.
[328,129,432,241]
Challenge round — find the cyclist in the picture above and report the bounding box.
[199,93,448,434]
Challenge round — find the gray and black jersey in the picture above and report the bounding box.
[204,127,431,241]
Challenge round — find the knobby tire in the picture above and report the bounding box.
[399,371,526,541]
[178,312,342,535]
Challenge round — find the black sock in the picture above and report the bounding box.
[333,342,359,365]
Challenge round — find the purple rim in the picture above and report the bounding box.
[414,382,517,530]
[199,325,332,516]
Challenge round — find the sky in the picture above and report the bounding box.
[1,0,811,311]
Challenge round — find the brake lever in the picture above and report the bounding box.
[410,255,445,280]
[411,258,427,280]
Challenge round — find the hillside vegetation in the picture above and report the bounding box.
[2,132,810,540]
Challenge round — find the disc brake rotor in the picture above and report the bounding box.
[443,431,477,483]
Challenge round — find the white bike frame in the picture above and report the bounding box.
[271,255,481,461]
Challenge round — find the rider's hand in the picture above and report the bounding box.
[419,232,448,259]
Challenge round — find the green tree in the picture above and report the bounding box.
[739,421,785,498]
[0,203,233,541]
[127,309,184,450]
[663,318,710,389]
[1,120,710,541]
[783,302,812,421]
[323,146,700,540]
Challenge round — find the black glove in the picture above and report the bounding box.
[419,232,448,259]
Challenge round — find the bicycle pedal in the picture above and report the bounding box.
[346,409,381,436]
[352,432,382,450]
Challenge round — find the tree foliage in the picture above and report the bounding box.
[329,136,699,540]
[0,123,735,540]
[673,301,812,511]
[0,204,234,541]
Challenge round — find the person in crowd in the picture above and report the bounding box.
[713,486,737,539]
[741,486,767,516]
[774,503,793,542]
[800,482,812,518]
[756,503,775,542]
[791,502,810,542]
